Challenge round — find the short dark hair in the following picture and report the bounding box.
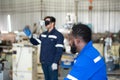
[44,16,56,22]
[72,23,92,43]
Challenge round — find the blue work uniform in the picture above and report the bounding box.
[64,41,108,80]
[30,28,64,80]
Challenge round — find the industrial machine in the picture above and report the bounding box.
[12,43,37,80]
[0,40,12,80]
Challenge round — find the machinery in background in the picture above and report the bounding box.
[12,43,37,80]
[0,40,12,80]
[92,32,120,71]
[0,32,16,43]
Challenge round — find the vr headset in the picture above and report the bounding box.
[45,20,51,26]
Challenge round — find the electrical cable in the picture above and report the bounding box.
[14,46,22,77]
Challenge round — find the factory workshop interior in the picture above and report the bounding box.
[0,0,120,80]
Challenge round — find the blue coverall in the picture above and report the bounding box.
[64,41,108,80]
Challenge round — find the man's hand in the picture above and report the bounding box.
[51,63,58,70]
[23,26,32,38]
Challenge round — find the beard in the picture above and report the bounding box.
[70,42,77,54]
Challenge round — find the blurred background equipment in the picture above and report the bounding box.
[0,40,12,80]
[12,43,37,80]
[0,0,120,80]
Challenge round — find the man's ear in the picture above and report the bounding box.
[51,22,55,26]
[74,38,80,45]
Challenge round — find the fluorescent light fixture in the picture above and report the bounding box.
[7,15,11,32]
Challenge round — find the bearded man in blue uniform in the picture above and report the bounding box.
[64,23,108,80]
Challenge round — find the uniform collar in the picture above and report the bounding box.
[76,41,93,58]
[47,28,56,34]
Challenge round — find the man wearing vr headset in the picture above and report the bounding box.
[24,16,64,80]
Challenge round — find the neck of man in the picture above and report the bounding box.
[78,41,87,53]
[48,26,54,32]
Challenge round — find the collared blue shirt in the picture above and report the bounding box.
[30,28,64,64]
[64,41,108,80]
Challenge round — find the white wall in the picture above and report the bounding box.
[0,0,120,33]
[78,11,120,33]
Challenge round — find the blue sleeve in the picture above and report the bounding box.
[53,33,64,63]
[30,35,41,45]
[64,55,106,80]
[64,56,92,80]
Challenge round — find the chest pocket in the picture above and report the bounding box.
[48,35,57,44]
